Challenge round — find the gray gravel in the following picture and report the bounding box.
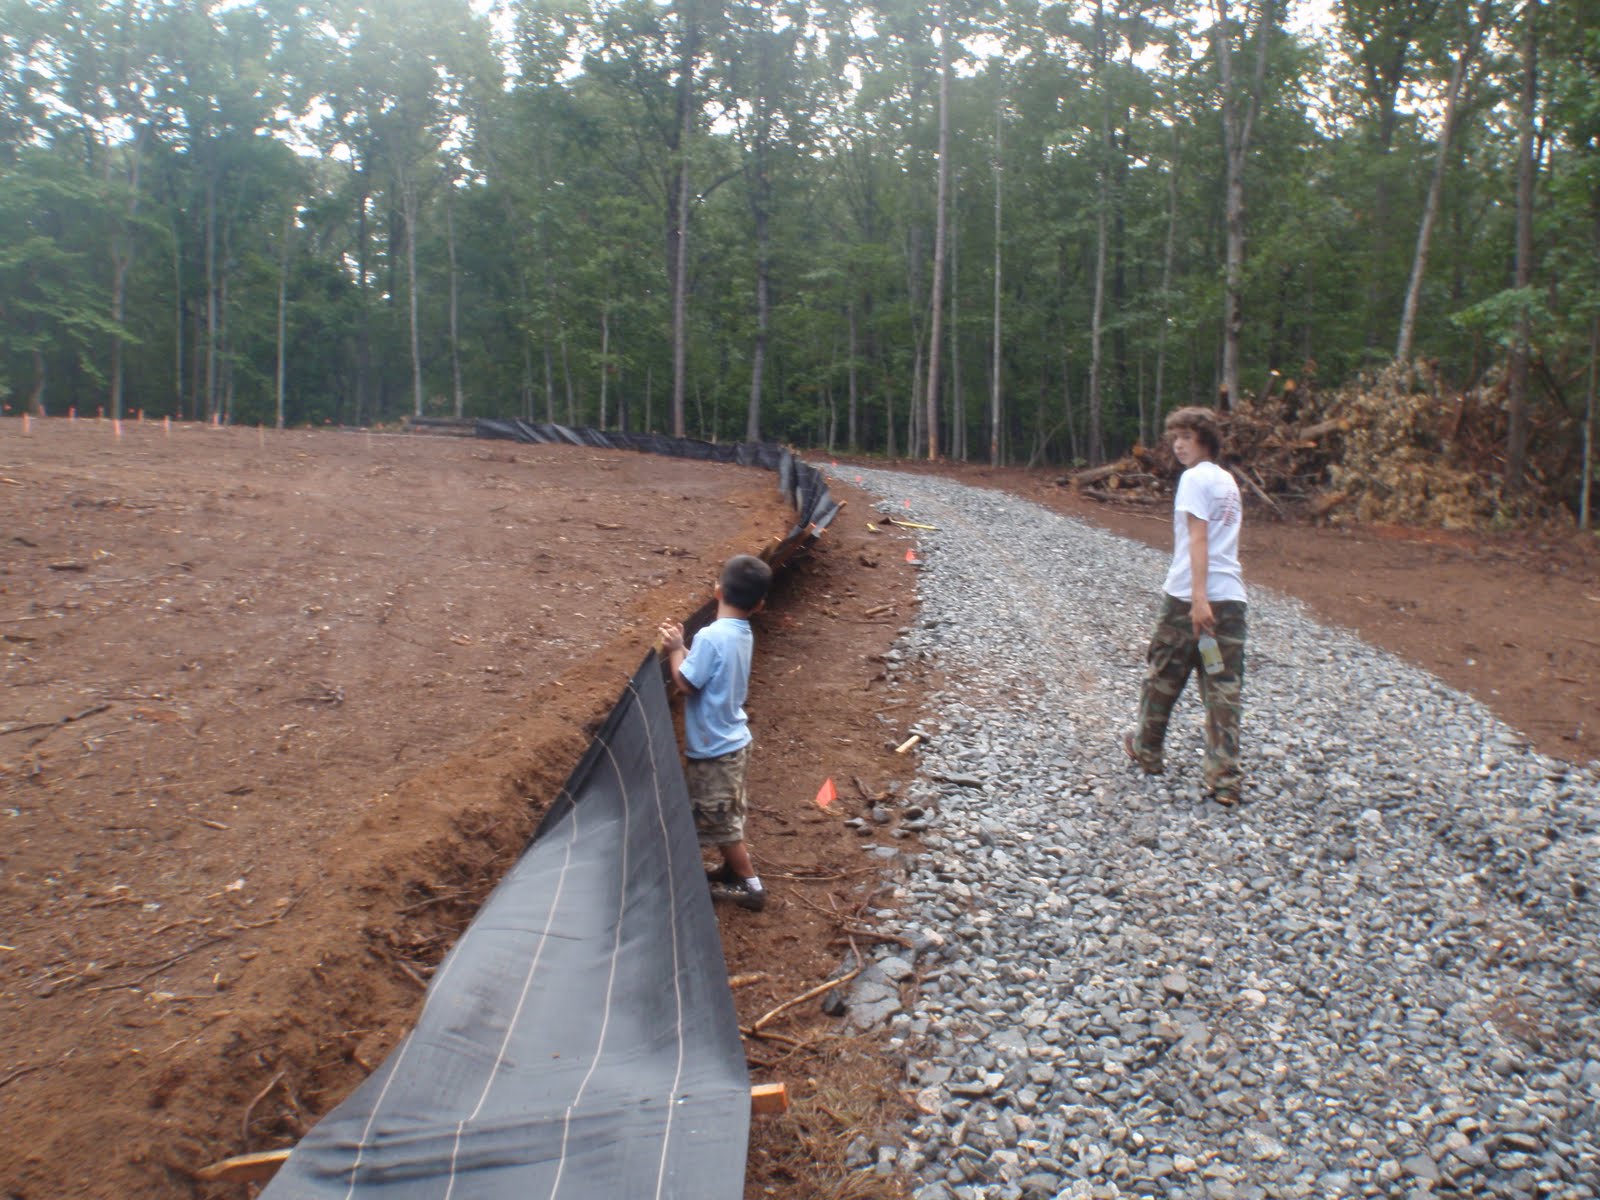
[825,466,1600,1200]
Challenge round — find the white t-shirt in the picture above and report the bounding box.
[1163,460,1246,603]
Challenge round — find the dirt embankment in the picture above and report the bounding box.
[0,423,922,1199]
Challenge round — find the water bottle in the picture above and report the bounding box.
[1198,633,1223,676]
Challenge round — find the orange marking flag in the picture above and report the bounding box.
[814,778,837,809]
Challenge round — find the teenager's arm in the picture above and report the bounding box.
[657,620,700,694]
[1186,514,1215,635]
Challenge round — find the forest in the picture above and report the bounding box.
[1,0,1597,519]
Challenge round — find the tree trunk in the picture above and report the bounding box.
[447,191,464,419]
[847,299,859,451]
[670,11,699,438]
[599,306,611,428]
[616,323,628,432]
[1214,0,1274,411]
[950,172,963,461]
[1505,3,1537,497]
[1087,0,1111,464]
[746,206,769,442]
[106,128,144,422]
[219,264,233,423]
[1583,311,1596,531]
[29,348,47,416]
[1153,131,1180,436]
[205,172,219,422]
[401,170,423,419]
[355,176,371,426]
[543,341,555,423]
[561,330,575,424]
[924,1,952,460]
[1396,32,1474,365]
[276,207,290,430]
[991,88,1004,466]
[171,216,184,418]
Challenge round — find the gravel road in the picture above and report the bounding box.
[828,467,1600,1200]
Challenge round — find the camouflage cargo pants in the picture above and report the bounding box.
[1130,594,1247,797]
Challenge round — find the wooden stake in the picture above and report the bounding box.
[194,1148,290,1185]
[750,1082,789,1115]
[894,733,922,755]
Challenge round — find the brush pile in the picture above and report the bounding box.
[1068,363,1582,528]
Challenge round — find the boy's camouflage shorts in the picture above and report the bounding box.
[684,744,751,846]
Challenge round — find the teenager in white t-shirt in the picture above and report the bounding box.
[1123,407,1249,805]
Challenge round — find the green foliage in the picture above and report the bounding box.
[0,0,1591,486]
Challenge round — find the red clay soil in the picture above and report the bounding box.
[0,421,920,1200]
[2,425,1595,1200]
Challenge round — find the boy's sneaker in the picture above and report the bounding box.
[705,862,741,887]
[709,878,768,912]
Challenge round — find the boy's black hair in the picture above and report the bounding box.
[1164,406,1223,459]
[720,554,772,611]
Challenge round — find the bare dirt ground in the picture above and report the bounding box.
[1,421,919,1200]
[2,424,1595,1200]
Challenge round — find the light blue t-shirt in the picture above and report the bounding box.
[678,616,754,760]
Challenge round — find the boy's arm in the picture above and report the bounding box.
[657,619,699,694]
[1186,514,1215,635]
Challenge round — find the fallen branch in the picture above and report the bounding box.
[242,1069,286,1144]
[1230,466,1283,518]
[738,1028,809,1048]
[829,927,915,949]
[85,933,235,992]
[0,1062,46,1093]
[750,961,863,1034]
[1,703,111,739]
[398,889,475,915]
[1297,416,1347,441]
[1068,463,1122,487]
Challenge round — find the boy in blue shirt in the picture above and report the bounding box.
[658,554,774,911]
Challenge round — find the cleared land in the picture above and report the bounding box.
[2,421,1593,1198]
[0,421,917,1199]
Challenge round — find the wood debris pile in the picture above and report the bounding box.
[1069,363,1578,528]
[1320,363,1497,527]
[1064,374,1343,515]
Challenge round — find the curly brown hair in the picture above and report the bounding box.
[1163,406,1222,458]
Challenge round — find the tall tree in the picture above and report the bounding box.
[1213,0,1274,409]
[1395,0,1489,365]
[925,0,953,459]
[1505,0,1538,497]
[989,80,1004,466]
